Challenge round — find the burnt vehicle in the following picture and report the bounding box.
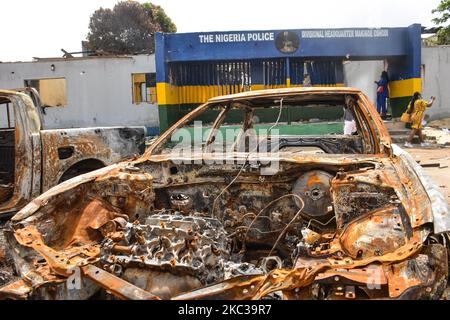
[0,87,449,300]
[0,88,146,217]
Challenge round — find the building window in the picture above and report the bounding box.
[0,98,15,129]
[132,73,157,104]
[24,78,68,107]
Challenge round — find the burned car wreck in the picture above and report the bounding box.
[0,88,449,300]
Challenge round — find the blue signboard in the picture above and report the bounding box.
[159,26,416,59]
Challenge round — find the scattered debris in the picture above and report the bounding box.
[423,126,450,146]
[421,163,441,168]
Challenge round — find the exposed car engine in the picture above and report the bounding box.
[0,154,439,301]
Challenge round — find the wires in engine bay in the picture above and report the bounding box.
[241,193,336,257]
[211,98,285,218]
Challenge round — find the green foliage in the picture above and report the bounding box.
[432,0,450,45]
[87,1,176,54]
[143,3,177,33]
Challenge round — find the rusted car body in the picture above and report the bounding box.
[0,88,145,217]
[0,87,448,300]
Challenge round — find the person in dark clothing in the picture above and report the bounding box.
[375,71,389,119]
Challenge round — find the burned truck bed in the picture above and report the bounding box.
[0,89,146,216]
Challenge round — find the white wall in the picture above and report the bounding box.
[343,60,384,106]
[422,46,450,120]
[0,55,159,131]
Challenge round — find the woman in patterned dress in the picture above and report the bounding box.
[404,92,436,148]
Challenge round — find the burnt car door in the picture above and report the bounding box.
[0,90,42,216]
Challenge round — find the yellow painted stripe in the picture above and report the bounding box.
[389,78,422,99]
[157,82,345,106]
[312,83,345,87]
[156,83,178,105]
[251,84,265,91]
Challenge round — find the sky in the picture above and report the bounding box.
[0,0,442,62]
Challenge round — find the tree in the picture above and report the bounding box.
[143,3,177,33]
[87,1,176,55]
[432,0,450,45]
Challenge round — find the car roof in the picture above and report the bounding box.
[207,87,362,103]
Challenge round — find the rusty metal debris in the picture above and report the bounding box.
[0,87,449,300]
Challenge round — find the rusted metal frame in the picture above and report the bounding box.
[146,153,383,176]
[358,93,392,148]
[40,125,145,192]
[231,107,255,153]
[208,87,362,104]
[392,146,449,233]
[147,88,370,157]
[0,280,33,300]
[353,96,381,155]
[21,87,45,126]
[172,239,424,300]
[30,132,42,198]
[350,99,375,154]
[205,105,230,152]
[357,93,392,155]
[11,164,122,222]
[6,102,11,129]
[80,265,160,300]
[314,266,388,286]
[390,160,432,230]
[205,102,252,154]
[0,94,39,214]
[0,89,146,216]
[13,225,100,277]
[146,103,212,156]
[337,205,408,258]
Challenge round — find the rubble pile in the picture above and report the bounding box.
[425,118,450,146]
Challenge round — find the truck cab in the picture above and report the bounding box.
[0,88,146,217]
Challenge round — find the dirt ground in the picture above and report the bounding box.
[407,146,450,205]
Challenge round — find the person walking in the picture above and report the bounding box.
[404,92,436,148]
[375,71,389,119]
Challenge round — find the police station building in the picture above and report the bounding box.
[155,25,421,131]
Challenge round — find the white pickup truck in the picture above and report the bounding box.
[0,88,146,217]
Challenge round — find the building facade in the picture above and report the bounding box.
[421,46,450,120]
[0,55,159,135]
[2,32,447,135]
[156,25,422,131]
